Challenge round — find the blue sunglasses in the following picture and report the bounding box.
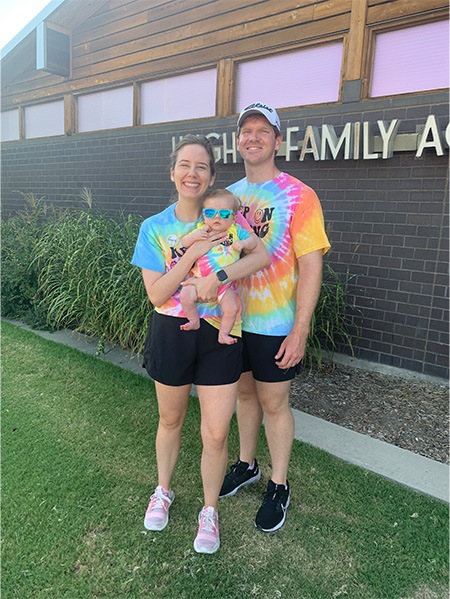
[202,208,234,219]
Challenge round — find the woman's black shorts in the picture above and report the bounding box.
[143,312,242,387]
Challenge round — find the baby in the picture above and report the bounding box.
[180,189,257,344]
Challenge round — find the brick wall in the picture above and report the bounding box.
[2,94,448,378]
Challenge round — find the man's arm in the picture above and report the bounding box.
[274,249,323,369]
[181,233,270,302]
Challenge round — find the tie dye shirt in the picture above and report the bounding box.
[191,222,251,278]
[131,202,252,320]
[228,172,330,336]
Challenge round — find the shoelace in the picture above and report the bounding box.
[232,461,247,474]
[200,510,218,533]
[264,487,285,507]
[149,489,170,510]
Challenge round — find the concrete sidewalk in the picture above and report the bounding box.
[6,320,449,503]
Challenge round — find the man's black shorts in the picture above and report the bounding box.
[143,312,242,386]
[242,331,301,383]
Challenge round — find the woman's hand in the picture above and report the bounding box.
[191,227,211,242]
[185,231,227,261]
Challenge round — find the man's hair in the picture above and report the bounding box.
[202,189,241,214]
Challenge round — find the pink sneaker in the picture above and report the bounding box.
[193,506,220,554]
[144,486,174,531]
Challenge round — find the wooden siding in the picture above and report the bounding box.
[1,0,448,110]
[367,0,448,24]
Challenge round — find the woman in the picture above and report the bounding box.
[131,135,270,554]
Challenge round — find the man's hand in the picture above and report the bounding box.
[181,272,220,303]
[275,250,323,369]
[274,324,309,369]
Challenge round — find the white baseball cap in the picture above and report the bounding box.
[237,102,281,133]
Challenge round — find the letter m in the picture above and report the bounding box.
[321,123,353,160]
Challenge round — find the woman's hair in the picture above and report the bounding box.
[170,134,216,177]
[202,189,241,214]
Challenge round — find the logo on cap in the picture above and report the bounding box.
[244,102,274,113]
[237,101,281,133]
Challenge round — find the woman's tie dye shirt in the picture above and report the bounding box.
[131,203,252,320]
[190,222,251,278]
[228,172,330,336]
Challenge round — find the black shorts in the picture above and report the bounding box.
[242,331,301,383]
[143,312,242,387]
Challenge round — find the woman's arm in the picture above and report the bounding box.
[180,226,209,249]
[142,233,227,307]
[182,233,271,302]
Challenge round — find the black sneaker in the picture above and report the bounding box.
[255,480,290,532]
[219,459,261,498]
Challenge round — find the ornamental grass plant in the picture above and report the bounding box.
[0,193,49,328]
[1,191,151,354]
[1,190,358,361]
[306,264,360,368]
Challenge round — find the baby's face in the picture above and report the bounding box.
[202,197,236,232]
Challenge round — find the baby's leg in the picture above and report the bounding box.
[179,285,200,331]
[217,288,239,345]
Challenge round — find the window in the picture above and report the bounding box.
[25,101,64,139]
[141,69,216,125]
[1,109,20,141]
[236,43,343,110]
[371,20,449,97]
[78,86,133,132]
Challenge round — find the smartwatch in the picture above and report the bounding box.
[216,269,228,283]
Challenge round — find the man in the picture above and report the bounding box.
[220,101,330,532]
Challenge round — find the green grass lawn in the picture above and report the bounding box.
[1,322,448,599]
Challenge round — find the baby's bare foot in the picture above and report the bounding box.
[218,332,238,345]
[180,320,200,331]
